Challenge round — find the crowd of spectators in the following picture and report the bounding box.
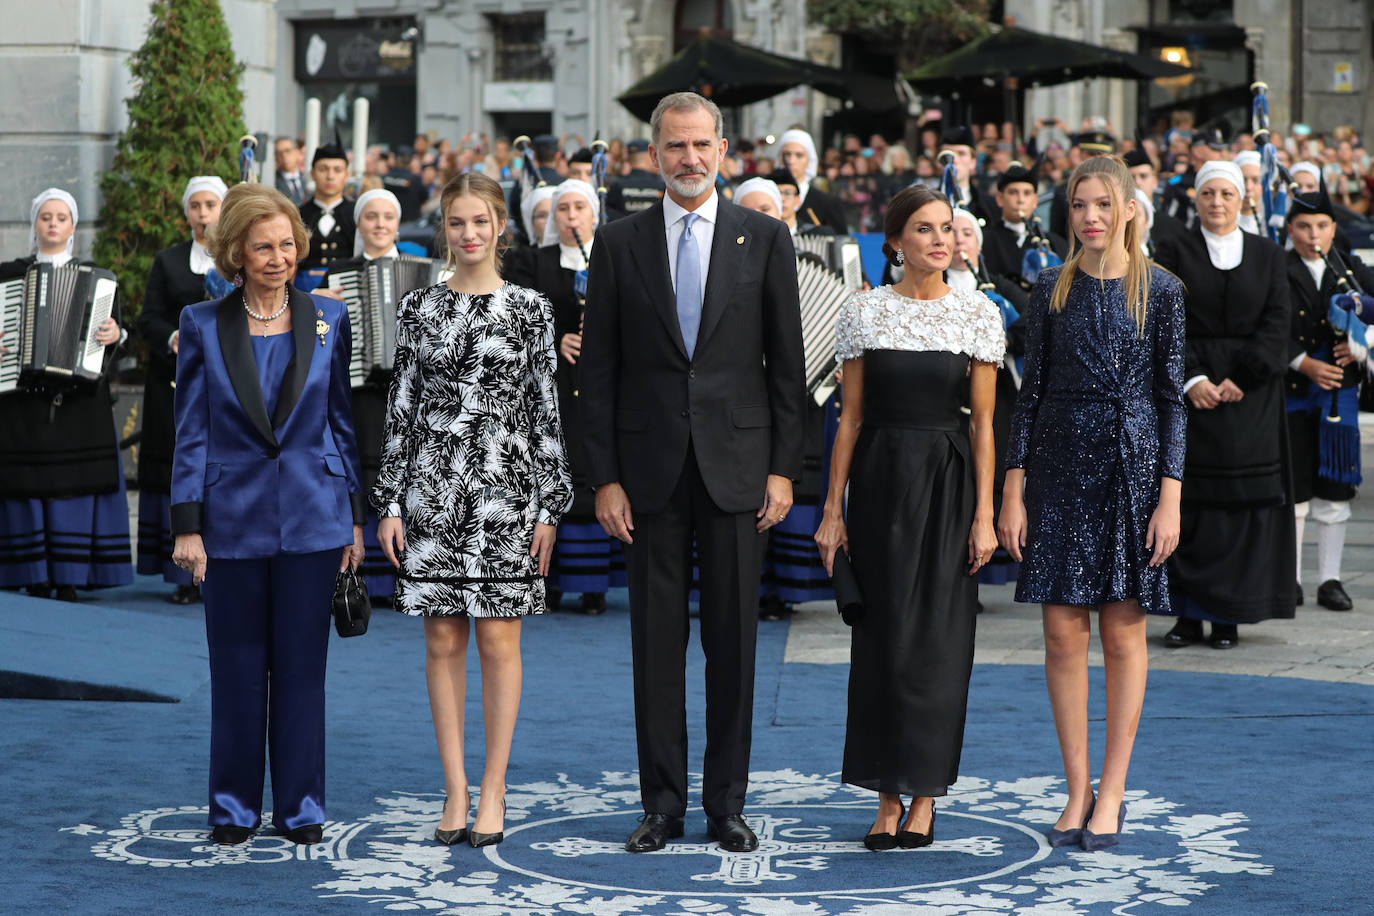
[273,110,1374,240]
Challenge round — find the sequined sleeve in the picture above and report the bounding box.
[970,291,1008,364]
[1005,270,1056,469]
[1151,269,1187,481]
[834,289,867,363]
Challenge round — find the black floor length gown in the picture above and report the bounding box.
[837,285,1006,796]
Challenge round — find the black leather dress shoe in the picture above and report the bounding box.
[707,814,759,852]
[284,824,324,845]
[55,585,79,602]
[545,586,563,612]
[1317,579,1354,611]
[580,592,607,615]
[170,584,201,605]
[210,824,254,845]
[25,583,51,599]
[759,595,791,622]
[625,813,683,853]
[1163,618,1202,648]
[1208,623,1239,650]
[1296,582,1304,606]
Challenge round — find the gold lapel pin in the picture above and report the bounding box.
[316,317,330,346]
[737,235,745,244]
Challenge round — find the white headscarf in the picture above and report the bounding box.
[1195,160,1245,198]
[1232,151,1261,170]
[776,129,819,183]
[181,176,228,219]
[732,177,783,218]
[29,188,78,257]
[520,185,558,246]
[352,188,403,257]
[1134,187,1155,230]
[951,207,983,251]
[541,179,600,248]
[1291,161,1322,184]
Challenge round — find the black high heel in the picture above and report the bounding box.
[469,798,506,848]
[434,792,469,846]
[1047,793,1095,848]
[863,798,904,851]
[897,800,936,849]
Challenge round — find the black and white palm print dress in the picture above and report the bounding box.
[372,282,573,617]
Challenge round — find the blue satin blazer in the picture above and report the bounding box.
[170,288,365,558]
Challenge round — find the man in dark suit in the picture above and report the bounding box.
[274,137,306,206]
[580,91,806,855]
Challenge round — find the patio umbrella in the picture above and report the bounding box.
[907,24,1194,90]
[617,33,898,123]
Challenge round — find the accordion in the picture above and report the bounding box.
[793,234,865,292]
[326,255,452,386]
[796,256,853,405]
[0,262,117,394]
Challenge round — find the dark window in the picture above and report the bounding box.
[490,12,551,82]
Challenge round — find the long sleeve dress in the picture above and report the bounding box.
[1157,230,1297,623]
[1006,265,1187,614]
[836,285,1006,797]
[371,281,573,617]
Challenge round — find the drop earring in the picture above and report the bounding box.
[895,249,904,265]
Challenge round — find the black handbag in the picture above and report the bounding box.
[830,548,865,627]
[332,567,372,637]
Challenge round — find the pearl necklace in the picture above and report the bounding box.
[244,286,290,331]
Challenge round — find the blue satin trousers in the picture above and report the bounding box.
[202,548,337,830]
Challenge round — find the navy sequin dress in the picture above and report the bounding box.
[1006,266,1187,613]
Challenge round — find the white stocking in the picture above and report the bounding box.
[1294,501,1308,585]
[1317,522,1346,584]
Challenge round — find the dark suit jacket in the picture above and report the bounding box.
[579,198,806,514]
[170,288,365,556]
[298,198,356,271]
[137,242,211,491]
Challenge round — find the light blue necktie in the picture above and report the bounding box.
[676,212,701,358]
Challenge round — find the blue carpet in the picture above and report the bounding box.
[2,575,1371,914]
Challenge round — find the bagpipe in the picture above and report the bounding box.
[1287,241,1372,485]
[513,135,545,196]
[1019,206,1063,284]
[1250,81,1301,245]
[960,250,1024,384]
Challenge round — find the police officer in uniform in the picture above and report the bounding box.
[1124,146,1188,253]
[1160,126,1228,233]
[297,134,355,273]
[607,139,665,219]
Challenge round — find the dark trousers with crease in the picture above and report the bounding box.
[202,548,337,830]
[626,448,767,819]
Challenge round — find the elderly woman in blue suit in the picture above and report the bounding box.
[171,183,366,846]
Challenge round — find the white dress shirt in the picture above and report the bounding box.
[189,239,214,275]
[1200,225,1244,270]
[1003,219,1027,247]
[664,190,718,302]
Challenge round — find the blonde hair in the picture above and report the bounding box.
[206,183,310,280]
[438,172,510,271]
[1050,156,1152,335]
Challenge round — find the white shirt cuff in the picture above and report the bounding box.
[168,330,179,353]
[1289,352,1308,371]
[1182,374,1209,393]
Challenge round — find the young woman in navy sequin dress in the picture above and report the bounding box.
[998,157,1187,851]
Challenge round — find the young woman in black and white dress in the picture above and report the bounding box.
[0,189,131,598]
[374,173,572,848]
[136,175,226,604]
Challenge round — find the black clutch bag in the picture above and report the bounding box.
[830,549,864,626]
[332,568,372,637]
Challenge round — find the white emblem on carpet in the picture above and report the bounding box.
[65,769,1271,913]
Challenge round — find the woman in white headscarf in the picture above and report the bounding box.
[0,189,131,600]
[1153,160,1297,648]
[317,187,417,603]
[136,176,228,603]
[775,129,848,233]
[513,179,621,614]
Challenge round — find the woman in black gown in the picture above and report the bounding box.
[0,189,131,598]
[815,186,1003,850]
[999,157,1186,851]
[1155,161,1296,648]
[136,175,226,603]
